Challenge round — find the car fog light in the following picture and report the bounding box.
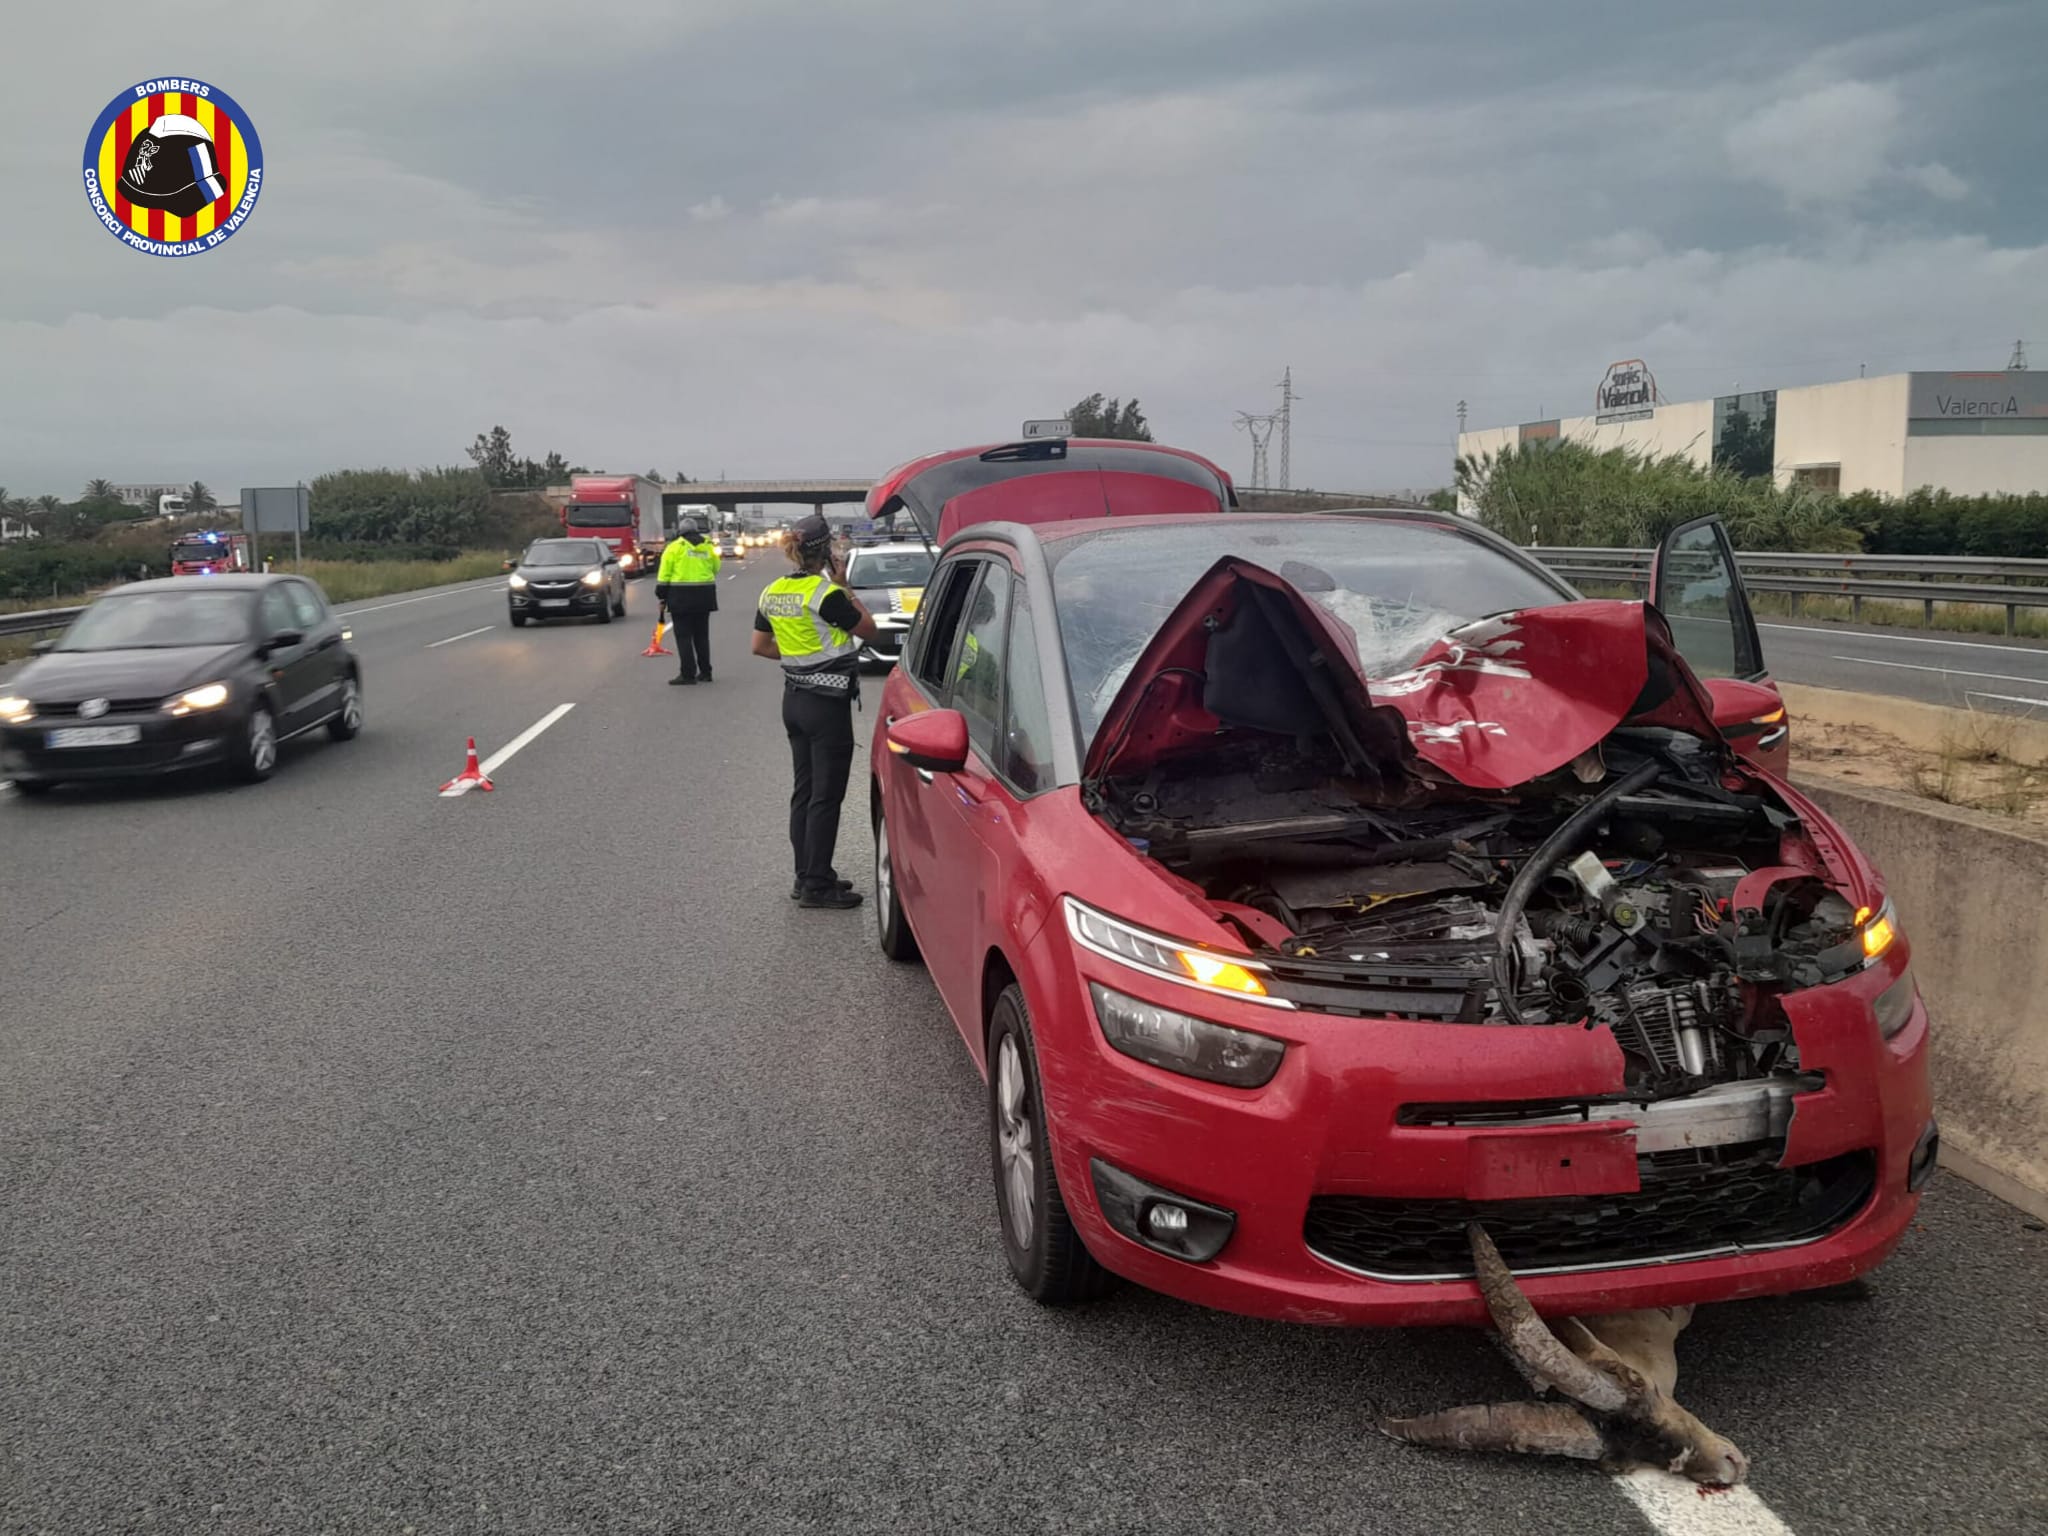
[1090,1160,1236,1264]
[1146,1203,1190,1238]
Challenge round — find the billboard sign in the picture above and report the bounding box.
[1595,359,1658,425]
[1519,419,1561,444]
[240,485,308,534]
[1907,372,2048,421]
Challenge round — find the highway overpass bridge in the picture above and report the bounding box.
[545,480,875,515]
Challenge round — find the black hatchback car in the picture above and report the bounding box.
[0,575,362,794]
[507,538,627,626]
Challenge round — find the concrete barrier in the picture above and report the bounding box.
[1795,773,2048,1218]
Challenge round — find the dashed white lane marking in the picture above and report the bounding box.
[1613,1469,1795,1535]
[344,581,500,616]
[1830,654,2048,686]
[427,626,494,649]
[439,703,575,797]
[1766,621,2048,655]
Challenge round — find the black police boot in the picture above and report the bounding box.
[799,885,864,910]
[791,877,855,901]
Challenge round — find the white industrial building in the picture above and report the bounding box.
[1457,366,2048,510]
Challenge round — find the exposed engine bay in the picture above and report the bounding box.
[1095,726,1868,1100]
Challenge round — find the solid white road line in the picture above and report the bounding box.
[1829,654,2048,686]
[439,703,575,798]
[345,581,501,617]
[427,626,494,649]
[1613,1469,1794,1535]
[1763,620,2048,655]
[1965,689,2048,709]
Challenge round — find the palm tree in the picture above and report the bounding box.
[84,478,118,501]
[35,494,62,515]
[186,480,217,514]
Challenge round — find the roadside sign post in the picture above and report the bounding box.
[240,485,311,571]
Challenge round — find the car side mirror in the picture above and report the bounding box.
[263,628,306,655]
[1702,676,1782,731]
[30,638,55,656]
[502,558,517,572]
[886,709,970,774]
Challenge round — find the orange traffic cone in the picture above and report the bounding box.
[438,736,495,794]
[641,618,673,656]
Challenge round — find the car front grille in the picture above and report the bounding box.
[38,698,163,719]
[1302,1147,1876,1279]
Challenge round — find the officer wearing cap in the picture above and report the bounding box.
[656,515,722,685]
[752,513,879,908]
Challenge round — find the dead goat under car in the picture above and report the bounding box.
[1379,1224,1749,1485]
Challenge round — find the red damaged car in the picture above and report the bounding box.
[869,469,1933,1326]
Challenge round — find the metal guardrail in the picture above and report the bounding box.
[1529,547,2048,634]
[0,606,83,640]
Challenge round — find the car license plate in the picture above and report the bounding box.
[540,598,570,609]
[47,725,142,748]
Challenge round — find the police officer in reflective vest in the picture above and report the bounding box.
[752,513,878,908]
[656,516,722,685]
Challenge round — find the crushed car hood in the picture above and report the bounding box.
[1082,557,1728,791]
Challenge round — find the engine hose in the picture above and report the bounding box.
[1491,758,1664,1025]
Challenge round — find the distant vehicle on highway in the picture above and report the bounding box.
[562,474,663,576]
[868,481,1930,1325]
[1,575,363,794]
[840,542,932,668]
[506,538,626,627]
[169,530,251,576]
[716,531,743,560]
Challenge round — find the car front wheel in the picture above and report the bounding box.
[234,703,278,783]
[10,779,55,797]
[987,984,1117,1305]
[873,805,919,962]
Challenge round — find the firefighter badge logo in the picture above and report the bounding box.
[82,78,263,257]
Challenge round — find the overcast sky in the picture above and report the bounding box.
[5,0,2045,499]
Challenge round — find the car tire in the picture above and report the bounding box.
[233,703,278,783]
[510,611,528,628]
[987,984,1117,1306]
[327,672,363,742]
[597,594,614,624]
[873,804,920,963]
[10,779,55,797]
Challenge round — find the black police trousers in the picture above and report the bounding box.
[666,601,713,680]
[783,684,855,894]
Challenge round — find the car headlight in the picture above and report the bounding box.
[619,553,636,568]
[1873,964,1918,1039]
[1090,984,1285,1088]
[581,569,605,587]
[165,681,230,716]
[508,573,529,589]
[1063,896,1279,1002]
[0,695,35,725]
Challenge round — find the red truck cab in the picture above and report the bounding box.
[562,474,664,576]
[169,531,252,576]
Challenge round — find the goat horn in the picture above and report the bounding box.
[1378,1402,1606,1462]
[1466,1222,1630,1414]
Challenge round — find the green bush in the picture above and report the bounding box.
[1455,442,2048,557]
[308,468,556,548]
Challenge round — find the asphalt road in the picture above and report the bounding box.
[4,567,2046,1536]
[1760,618,2048,717]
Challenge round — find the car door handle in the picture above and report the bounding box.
[317,635,340,650]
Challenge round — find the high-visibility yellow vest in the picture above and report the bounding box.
[760,573,861,684]
[659,538,721,584]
